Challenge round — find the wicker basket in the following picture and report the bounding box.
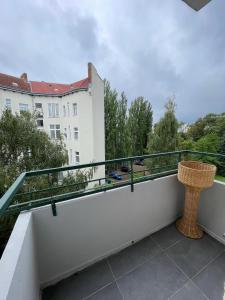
[176,161,216,239]
[178,161,216,189]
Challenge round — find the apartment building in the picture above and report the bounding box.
[0,63,105,180]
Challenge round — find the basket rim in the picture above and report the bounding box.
[179,160,216,173]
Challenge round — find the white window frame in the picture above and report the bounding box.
[64,128,67,140]
[35,103,42,109]
[50,124,60,139]
[74,127,79,140]
[37,119,44,127]
[68,125,71,140]
[48,103,59,118]
[70,149,73,164]
[73,103,78,116]
[75,151,80,164]
[5,99,11,110]
[63,105,66,117]
[19,103,28,112]
[67,102,70,117]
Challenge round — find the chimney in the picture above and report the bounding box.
[20,73,28,82]
[88,63,92,84]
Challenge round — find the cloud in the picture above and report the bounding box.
[0,0,225,123]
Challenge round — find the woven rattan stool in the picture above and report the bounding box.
[176,161,216,239]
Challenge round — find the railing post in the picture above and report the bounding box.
[178,152,182,163]
[130,159,134,192]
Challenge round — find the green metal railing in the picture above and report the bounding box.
[0,150,224,216]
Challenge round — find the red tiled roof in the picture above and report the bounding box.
[30,78,89,94]
[0,73,31,91]
[0,72,89,95]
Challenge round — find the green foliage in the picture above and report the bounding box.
[194,133,220,153]
[0,110,96,256]
[148,99,178,153]
[104,80,118,160]
[192,133,220,165]
[104,81,152,160]
[187,113,225,141]
[116,92,130,158]
[217,134,225,176]
[0,110,68,196]
[215,175,225,183]
[128,97,153,156]
[146,99,179,171]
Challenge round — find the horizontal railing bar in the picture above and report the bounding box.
[186,150,225,158]
[14,176,108,198]
[25,151,184,177]
[14,165,178,198]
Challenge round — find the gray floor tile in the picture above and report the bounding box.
[151,223,184,250]
[166,234,224,278]
[108,236,161,278]
[170,281,207,300]
[85,283,123,300]
[117,253,187,300]
[42,260,114,300]
[193,252,225,300]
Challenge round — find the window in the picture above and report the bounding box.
[68,125,71,140]
[63,105,66,117]
[64,128,67,140]
[37,120,44,127]
[50,124,60,139]
[75,151,80,164]
[74,127,79,140]
[48,103,59,117]
[35,103,42,109]
[19,103,28,112]
[70,149,73,164]
[67,102,70,116]
[5,99,11,110]
[73,103,77,116]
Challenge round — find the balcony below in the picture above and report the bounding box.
[43,223,225,300]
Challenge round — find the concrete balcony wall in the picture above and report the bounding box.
[199,180,225,244]
[0,213,39,300]
[0,175,225,300]
[32,175,184,286]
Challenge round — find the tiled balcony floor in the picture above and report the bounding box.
[42,224,225,300]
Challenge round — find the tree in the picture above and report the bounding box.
[128,97,153,156]
[218,134,225,176]
[193,133,220,165]
[187,113,225,141]
[147,99,178,171]
[148,99,178,153]
[0,110,68,196]
[0,110,70,257]
[194,133,220,153]
[116,92,130,158]
[104,80,118,160]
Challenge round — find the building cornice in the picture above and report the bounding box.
[0,84,89,97]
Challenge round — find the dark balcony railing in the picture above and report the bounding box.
[0,150,224,217]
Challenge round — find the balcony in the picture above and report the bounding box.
[0,150,225,300]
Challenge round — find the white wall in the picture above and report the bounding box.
[199,180,225,244]
[0,213,39,300]
[32,175,184,286]
[90,63,105,181]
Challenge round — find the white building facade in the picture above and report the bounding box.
[0,63,105,180]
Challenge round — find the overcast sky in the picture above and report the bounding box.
[0,0,224,123]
